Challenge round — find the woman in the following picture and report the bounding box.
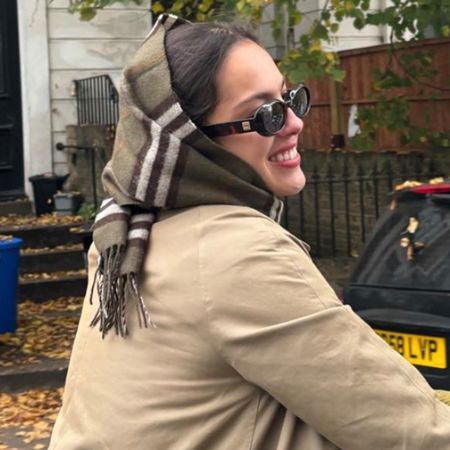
[49,14,450,450]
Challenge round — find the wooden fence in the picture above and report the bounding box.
[301,38,450,151]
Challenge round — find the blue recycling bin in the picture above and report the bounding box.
[0,237,22,333]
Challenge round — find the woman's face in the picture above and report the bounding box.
[206,39,306,197]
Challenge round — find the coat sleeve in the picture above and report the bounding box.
[198,209,450,450]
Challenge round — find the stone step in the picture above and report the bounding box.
[20,245,85,274]
[0,222,83,249]
[18,272,88,301]
[0,197,33,216]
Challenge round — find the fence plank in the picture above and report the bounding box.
[302,38,450,151]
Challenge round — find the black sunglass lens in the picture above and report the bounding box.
[256,102,285,135]
[267,102,285,133]
[291,87,310,117]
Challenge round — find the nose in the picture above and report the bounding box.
[279,107,303,137]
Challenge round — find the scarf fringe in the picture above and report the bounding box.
[89,245,154,338]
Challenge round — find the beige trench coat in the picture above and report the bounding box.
[49,205,450,450]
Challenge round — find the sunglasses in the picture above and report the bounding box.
[201,85,310,138]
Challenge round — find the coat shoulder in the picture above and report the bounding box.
[195,204,310,256]
[195,204,339,307]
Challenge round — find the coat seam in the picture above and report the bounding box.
[196,207,234,366]
[259,219,335,311]
[196,207,264,450]
[247,390,262,450]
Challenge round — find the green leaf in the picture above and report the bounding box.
[344,0,354,13]
[330,23,339,33]
[361,0,370,11]
[330,67,346,82]
[335,10,345,21]
[311,23,329,40]
[353,17,365,29]
[321,10,331,21]
[151,2,165,14]
[79,7,96,21]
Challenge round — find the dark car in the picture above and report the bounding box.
[344,181,450,390]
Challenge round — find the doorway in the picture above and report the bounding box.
[0,0,24,199]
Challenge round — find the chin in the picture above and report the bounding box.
[272,173,306,197]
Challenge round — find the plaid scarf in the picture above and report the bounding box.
[91,14,284,337]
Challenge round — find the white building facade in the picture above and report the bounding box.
[3,0,152,200]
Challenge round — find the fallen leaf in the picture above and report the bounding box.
[20,269,86,282]
[0,388,63,446]
[0,213,82,229]
[0,296,83,368]
[34,421,49,431]
[21,243,84,255]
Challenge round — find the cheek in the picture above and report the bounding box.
[216,135,273,169]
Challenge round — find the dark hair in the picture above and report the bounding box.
[165,21,258,127]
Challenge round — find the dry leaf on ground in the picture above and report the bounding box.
[0,388,63,447]
[21,243,83,254]
[19,269,86,282]
[0,297,83,368]
[0,214,82,229]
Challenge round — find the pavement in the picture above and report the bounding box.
[0,297,82,449]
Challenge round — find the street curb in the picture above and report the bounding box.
[0,359,68,393]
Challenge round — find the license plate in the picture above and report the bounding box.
[374,329,447,369]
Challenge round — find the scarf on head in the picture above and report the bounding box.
[91,13,284,337]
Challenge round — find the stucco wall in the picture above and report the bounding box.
[47,0,152,175]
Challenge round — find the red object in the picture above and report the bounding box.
[410,182,450,194]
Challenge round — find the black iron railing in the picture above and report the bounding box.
[74,75,119,126]
[282,155,441,257]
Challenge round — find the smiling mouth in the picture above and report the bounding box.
[268,147,298,163]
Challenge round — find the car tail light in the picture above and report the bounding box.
[410,182,450,195]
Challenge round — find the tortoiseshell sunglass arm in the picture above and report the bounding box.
[201,119,259,138]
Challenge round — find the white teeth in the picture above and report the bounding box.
[269,147,298,162]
